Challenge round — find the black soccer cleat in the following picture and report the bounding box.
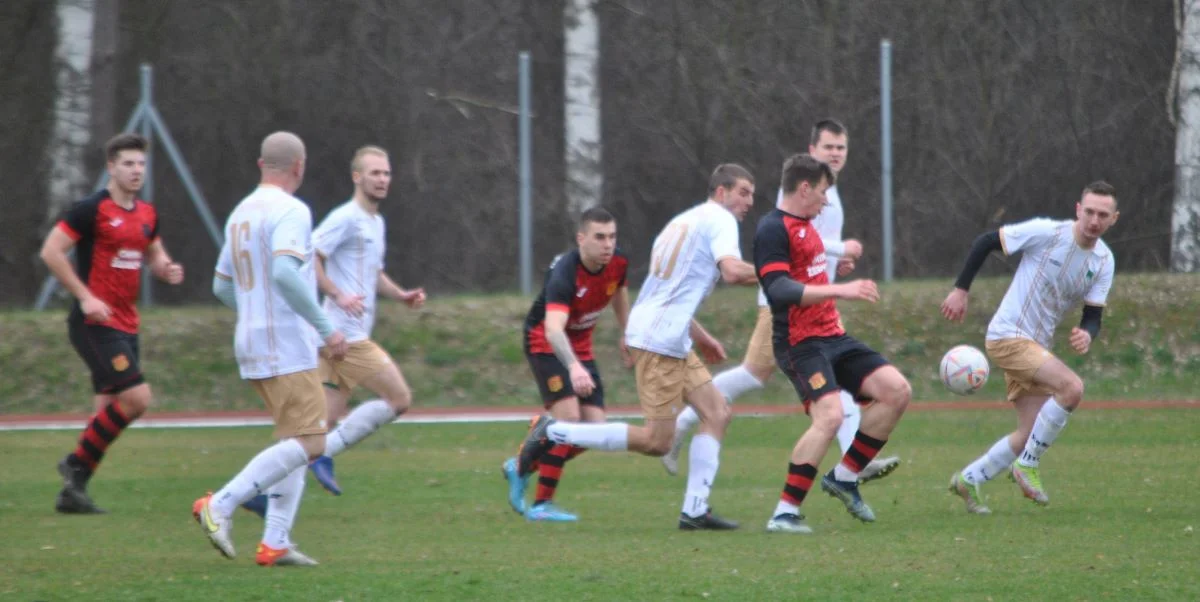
[516,415,557,476]
[55,456,105,514]
[678,509,740,531]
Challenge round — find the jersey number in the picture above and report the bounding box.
[650,223,689,279]
[229,221,254,291]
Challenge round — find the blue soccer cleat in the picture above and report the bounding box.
[502,457,530,515]
[820,470,877,523]
[309,455,342,496]
[241,494,268,519]
[525,502,578,522]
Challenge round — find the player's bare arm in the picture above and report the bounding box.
[612,285,634,368]
[378,271,425,309]
[717,256,757,285]
[544,308,595,396]
[145,239,184,284]
[689,319,727,364]
[941,230,1004,322]
[314,251,365,316]
[39,228,110,322]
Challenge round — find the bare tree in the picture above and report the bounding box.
[1173,0,1200,272]
[564,0,603,217]
[45,0,95,225]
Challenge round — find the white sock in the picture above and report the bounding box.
[547,422,629,451]
[211,439,309,517]
[962,436,1018,485]
[681,434,720,518]
[262,465,305,549]
[711,366,764,403]
[834,391,860,456]
[324,399,397,457]
[773,499,800,518]
[674,406,701,441]
[1018,398,1070,467]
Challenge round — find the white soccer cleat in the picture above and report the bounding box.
[858,456,902,484]
[662,433,687,476]
[257,543,319,566]
[192,493,236,559]
[766,513,814,534]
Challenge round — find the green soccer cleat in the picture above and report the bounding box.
[1010,464,1050,505]
[948,472,992,515]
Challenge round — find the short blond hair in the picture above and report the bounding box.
[351,145,389,172]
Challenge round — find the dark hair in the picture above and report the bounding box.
[780,153,834,194]
[810,118,847,146]
[578,206,615,230]
[105,133,148,162]
[707,163,755,196]
[1082,180,1117,207]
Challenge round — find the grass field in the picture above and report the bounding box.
[3,409,1199,600]
[3,273,1199,414]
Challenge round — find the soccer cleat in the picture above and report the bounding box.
[1010,464,1050,505]
[678,509,739,531]
[820,471,877,523]
[501,457,529,515]
[948,472,992,515]
[241,494,268,519]
[256,543,319,567]
[55,457,104,514]
[858,456,902,484]
[309,455,342,496]
[192,492,236,559]
[516,415,557,476]
[525,502,578,522]
[766,513,814,534]
[661,432,687,476]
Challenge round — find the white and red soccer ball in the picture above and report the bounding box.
[940,345,989,395]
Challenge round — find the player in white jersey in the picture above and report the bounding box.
[194,131,349,566]
[515,164,759,530]
[664,120,900,483]
[237,147,425,516]
[942,181,1119,514]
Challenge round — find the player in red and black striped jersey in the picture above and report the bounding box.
[502,207,631,522]
[754,154,913,534]
[39,133,184,514]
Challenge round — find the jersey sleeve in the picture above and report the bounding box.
[543,253,578,313]
[999,218,1057,256]
[1083,253,1116,307]
[57,199,98,242]
[214,239,234,280]
[708,209,742,264]
[311,208,348,258]
[272,203,313,261]
[754,215,791,283]
[148,205,160,242]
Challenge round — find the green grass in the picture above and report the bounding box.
[2,410,1199,600]
[3,273,1198,414]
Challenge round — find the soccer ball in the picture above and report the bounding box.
[939,345,989,395]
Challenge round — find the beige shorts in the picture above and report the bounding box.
[743,306,776,372]
[985,338,1055,402]
[319,340,394,392]
[250,368,328,439]
[631,349,712,420]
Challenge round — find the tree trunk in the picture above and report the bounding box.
[563,0,602,219]
[87,0,118,182]
[45,0,96,223]
[1174,0,1200,272]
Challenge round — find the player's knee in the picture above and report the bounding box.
[643,429,674,456]
[884,377,913,410]
[118,384,153,417]
[387,387,412,414]
[297,434,325,460]
[1059,376,1084,409]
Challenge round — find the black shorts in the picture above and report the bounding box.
[775,334,890,411]
[68,317,145,395]
[526,352,605,409]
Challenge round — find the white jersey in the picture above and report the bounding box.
[312,200,386,343]
[215,185,321,380]
[626,201,742,358]
[986,218,1116,348]
[758,184,846,305]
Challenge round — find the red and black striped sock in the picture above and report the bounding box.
[840,430,887,474]
[535,444,586,504]
[780,462,818,506]
[70,401,132,474]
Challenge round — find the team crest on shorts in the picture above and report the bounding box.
[548,375,564,393]
[112,354,130,372]
[808,373,826,390]
[606,281,618,296]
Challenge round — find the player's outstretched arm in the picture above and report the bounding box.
[378,271,425,308]
[941,230,1003,322]
[717,257,757,285]
[761,272,878,307]
[146,239,184,284]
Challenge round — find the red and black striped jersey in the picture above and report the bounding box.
[524,249,628,361]
[56,189,159,334]
[754,209,844,346]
